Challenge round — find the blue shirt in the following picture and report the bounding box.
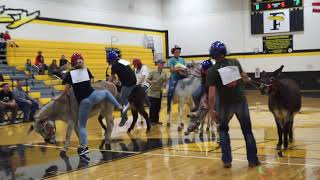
[169,57,186,80]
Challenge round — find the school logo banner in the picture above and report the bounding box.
[263,9,290,33]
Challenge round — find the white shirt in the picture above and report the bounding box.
[135,65,149,87]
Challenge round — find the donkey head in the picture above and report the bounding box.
[259,65,284,95]
[260,65,284,84]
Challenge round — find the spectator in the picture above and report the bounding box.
[37,61,47,75]
[146,59,167,125]
[25,59,32,73]
[48,59,62,78]
[59,55,69,67]
[0,73,4,82]
[0,83,17,124]
[35,51,44,66]
[13,80,39,122]
[3,31,19,48]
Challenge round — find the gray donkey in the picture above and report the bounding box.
[28,81,117,153]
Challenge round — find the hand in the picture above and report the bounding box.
[53,96,60,101]
[9,102,16,108]
[27,100,32,105]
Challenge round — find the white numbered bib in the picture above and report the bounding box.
[70,68,90,84]
[118,59,130,66]
[218,66,241,85]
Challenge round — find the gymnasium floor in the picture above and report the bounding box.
[0,91,320,180]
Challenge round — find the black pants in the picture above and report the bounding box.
[149,94,162,123]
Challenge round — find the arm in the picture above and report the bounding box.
[108,74,116,83]
[241,71,251,83]
[208,86,217,119]
[12,90,28,103]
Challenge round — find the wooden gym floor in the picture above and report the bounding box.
[0,91,319,180]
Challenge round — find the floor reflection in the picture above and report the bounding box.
[0,134,218,180]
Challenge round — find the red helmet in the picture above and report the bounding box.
[71,53,83,66]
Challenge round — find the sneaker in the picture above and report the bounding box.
[119,118,127,127]
[223,163,232,168]
[122,103,130,113]
[248,161,261,167]
[77,146,89,156]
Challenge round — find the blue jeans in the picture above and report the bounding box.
[218,99,259,164]
[79,90,121,146]
[167,76,181,112]
[17,100,39,121]
[192,85,205,108]
[120,85,136,121]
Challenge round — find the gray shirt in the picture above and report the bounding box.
[12,88,32,103]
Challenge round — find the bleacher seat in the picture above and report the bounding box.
[6,39,155,80]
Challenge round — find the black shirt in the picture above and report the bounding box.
[0,90,13,102]
[62,68,94,104]
[60,59,68,67]
[111,61,136,86]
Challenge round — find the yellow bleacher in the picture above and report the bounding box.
[7,39,156,80]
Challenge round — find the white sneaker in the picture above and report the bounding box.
[122,103,130,113]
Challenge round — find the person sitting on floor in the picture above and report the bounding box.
[0,83,17,125]
[25,59,32,73]
[48,59,62,78]
[12,80,39,122]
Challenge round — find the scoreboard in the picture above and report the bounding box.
[251,0,304,34]
[251,0,303,12]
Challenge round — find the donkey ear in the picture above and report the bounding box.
[28,125,34,134]
[273,65,284,77]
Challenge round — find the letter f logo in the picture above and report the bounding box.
[268,12,285,30]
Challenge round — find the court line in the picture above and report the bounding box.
[22,143,320,167]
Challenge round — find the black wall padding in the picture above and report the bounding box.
[290,8,304,32]
[251,12,264,34]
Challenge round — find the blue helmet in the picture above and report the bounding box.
[210,41,227,58]
[201,59,213,71]
[107,50,119,63]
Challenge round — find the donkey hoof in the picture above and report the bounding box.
[199,132,203,137]
[167,123,171,127]
[212,132,216,138]
[276,144,281,150]
[206,127,210,132]
[127,128,132,134]
[284,144,289,150]
[59,150,67,158]
[177,126,182,131]
[181,123,184,127]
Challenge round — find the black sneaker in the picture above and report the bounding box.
[223,163,232,168]
[77,146,89,156]
[248,161,261,167]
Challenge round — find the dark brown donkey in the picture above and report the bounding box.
[259,65,301,150]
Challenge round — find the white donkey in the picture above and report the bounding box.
[28,81,117,153]
[167,63,201,131]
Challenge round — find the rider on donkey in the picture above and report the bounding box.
[167,45,187,114]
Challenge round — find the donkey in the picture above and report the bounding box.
[28,81,117,152]
[167,63,202,131]
[259,65,301,150]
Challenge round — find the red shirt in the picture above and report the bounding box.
[3,33,11,41]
